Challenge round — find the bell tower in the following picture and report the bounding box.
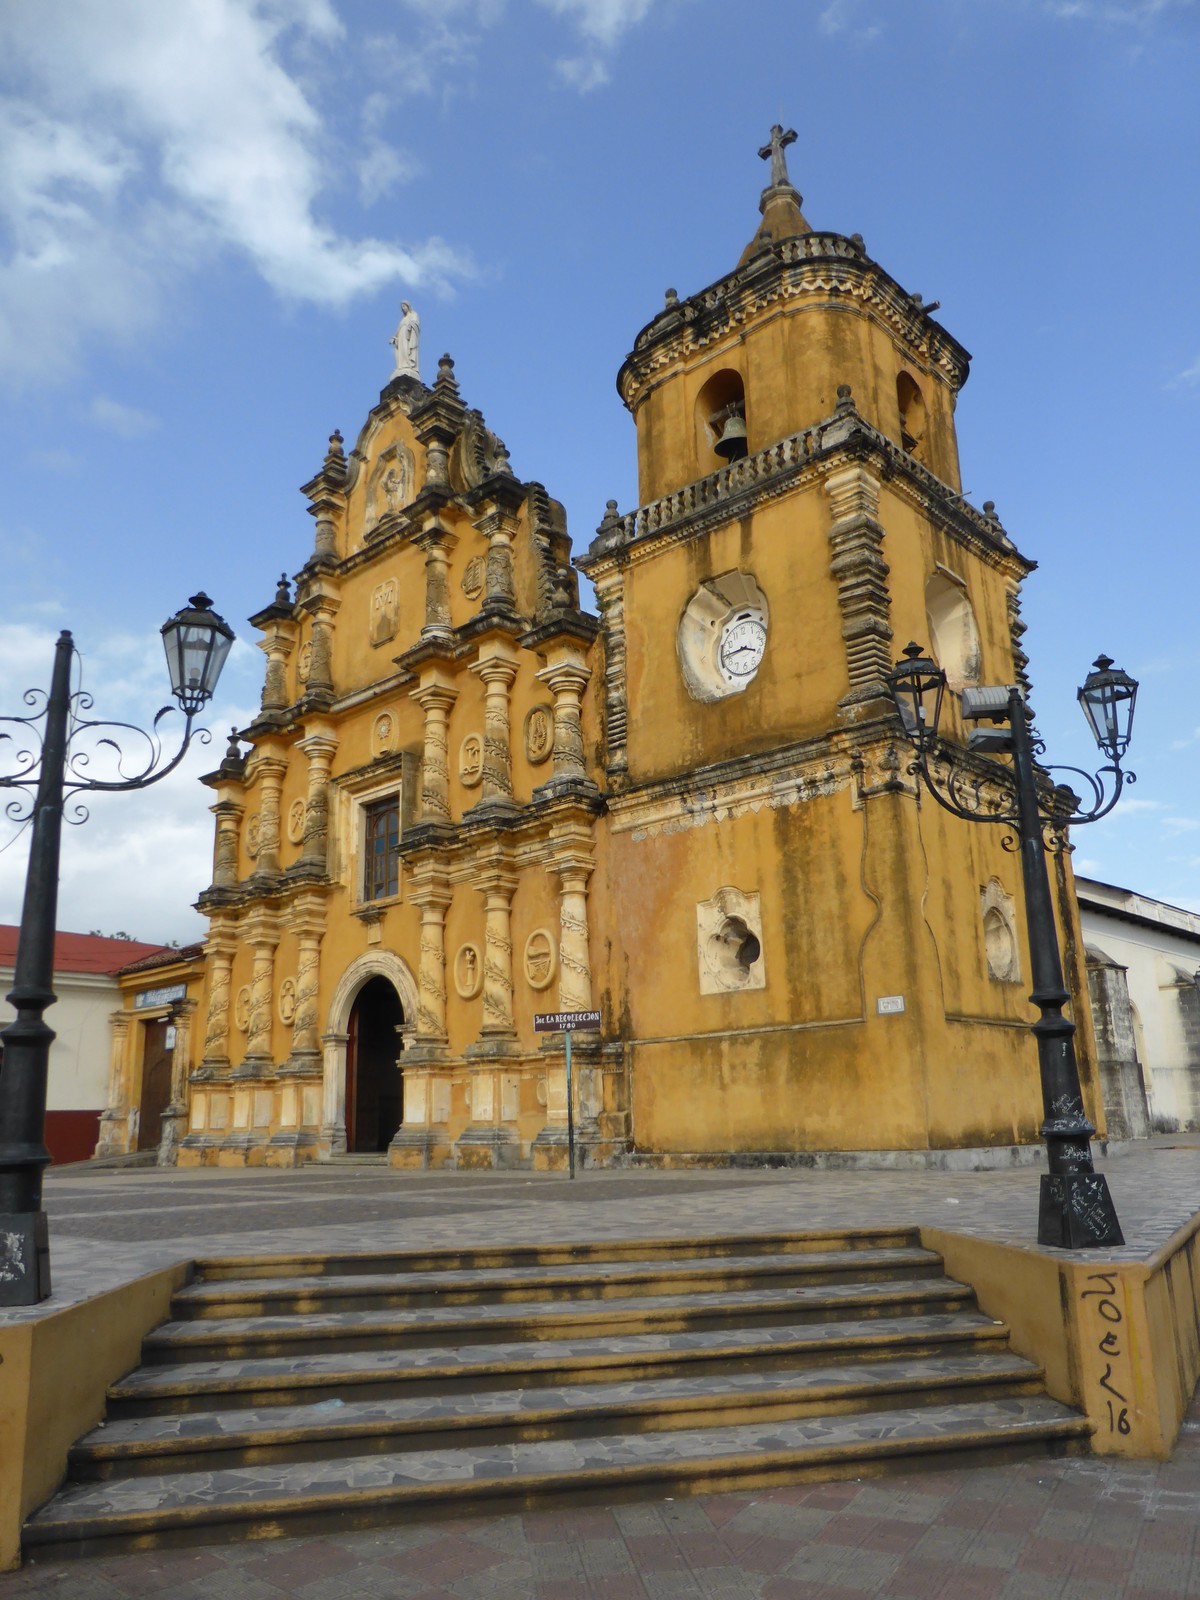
[578,130,1104,1166]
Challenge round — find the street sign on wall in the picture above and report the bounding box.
[533,1010,602,1033]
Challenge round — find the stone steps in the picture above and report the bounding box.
[24,1228,1092,1558]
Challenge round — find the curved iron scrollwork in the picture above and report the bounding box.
[0,648,211,825]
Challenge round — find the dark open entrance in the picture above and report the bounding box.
[346,976,405,1153]
[137,1019,173,1152]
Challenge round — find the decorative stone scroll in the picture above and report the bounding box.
[696,887,766,995]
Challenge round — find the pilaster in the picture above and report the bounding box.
[411,672,458,825]
[824,455,894,718]
[468,642,520,811]
[157,998,198,1166]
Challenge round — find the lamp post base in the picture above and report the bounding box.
[0,1210,51,1306]
[1038,1173,1124,1250]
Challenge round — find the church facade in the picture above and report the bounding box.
[167,132,1104,1170]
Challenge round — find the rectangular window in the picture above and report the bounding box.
[363,795,400,901]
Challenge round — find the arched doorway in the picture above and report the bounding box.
[346,976,405,1153]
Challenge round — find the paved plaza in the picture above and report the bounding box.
[4,1141,1200,1596]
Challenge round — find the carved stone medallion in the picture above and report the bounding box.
[454,943,483,999]
[278,978,297,1026]
[370,578,399,647]
[459,734,483,788]
[372,710,398,760]
[461,556,485,600]
[524,929,557,991]
[525,704,554,765]
[286,799,306,845]
[297,640,313,685]
[245,813,262,859]
[234,985,252,1033]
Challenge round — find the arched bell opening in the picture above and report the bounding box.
[695,369,748,467]
[346,976,406,1154]
[897,371,926,458]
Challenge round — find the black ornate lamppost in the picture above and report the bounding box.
[0,595,233,1306]
[887,644,1138,1250]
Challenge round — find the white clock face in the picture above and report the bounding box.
[717,610,767,684]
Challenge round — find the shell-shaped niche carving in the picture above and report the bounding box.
[696,886,766,994]
[364,442,415,533]
[981,878,1021,983]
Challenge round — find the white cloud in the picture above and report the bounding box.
[1163,817,1200,835]
[1044,0,1197,19]
[0,0,473,386]
[819,0,883,39]
[90,395,159,439]
[536,0,676,90]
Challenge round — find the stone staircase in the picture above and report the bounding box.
[24,1228,1091,1558]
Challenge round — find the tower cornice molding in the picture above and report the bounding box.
[618,232,971,413]
[578,411,1031,582]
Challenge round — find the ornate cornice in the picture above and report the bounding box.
[578,405,1031,581]
[618,232,971,413]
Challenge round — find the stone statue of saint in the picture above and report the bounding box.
[389,301,420,380]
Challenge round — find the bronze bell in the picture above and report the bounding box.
[713,410,748,461]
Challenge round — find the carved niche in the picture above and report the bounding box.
[696,886,766,995]
[454,944,483,999]
[981,878,1021,983]
[364,443,415,532]
[459,734,484,788]
[372,710,399,760]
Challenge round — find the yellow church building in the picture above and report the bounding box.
[118,129,1102,1171]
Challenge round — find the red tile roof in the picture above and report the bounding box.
[0,926,171,977]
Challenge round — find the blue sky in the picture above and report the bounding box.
[0,0,1197,944]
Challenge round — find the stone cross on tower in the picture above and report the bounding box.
[758,125,797,191]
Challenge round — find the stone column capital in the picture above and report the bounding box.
[410,675,459,714]
[469,645,520,688]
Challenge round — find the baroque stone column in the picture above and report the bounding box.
[241,913,281,1068]
[468,643,519,809]
[534,833,597,1168]
[259,628,296,713]
[478,506,517,613]
[252,756,288,877]
[210,799,244,889]
[284,896,325,1075]
[199,925,237,1072]
[411,674,457,825]
[536,649,593,790]
[157,998,198,1166]
[414,521,457,640]
[296,725,337,868]
[392,864,453,1169]
[305,595,340,698]
[94,1011,133,1156]
[477,862,518,1041]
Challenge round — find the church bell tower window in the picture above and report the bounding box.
[696,370,749,467]
[897,372,926,458]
